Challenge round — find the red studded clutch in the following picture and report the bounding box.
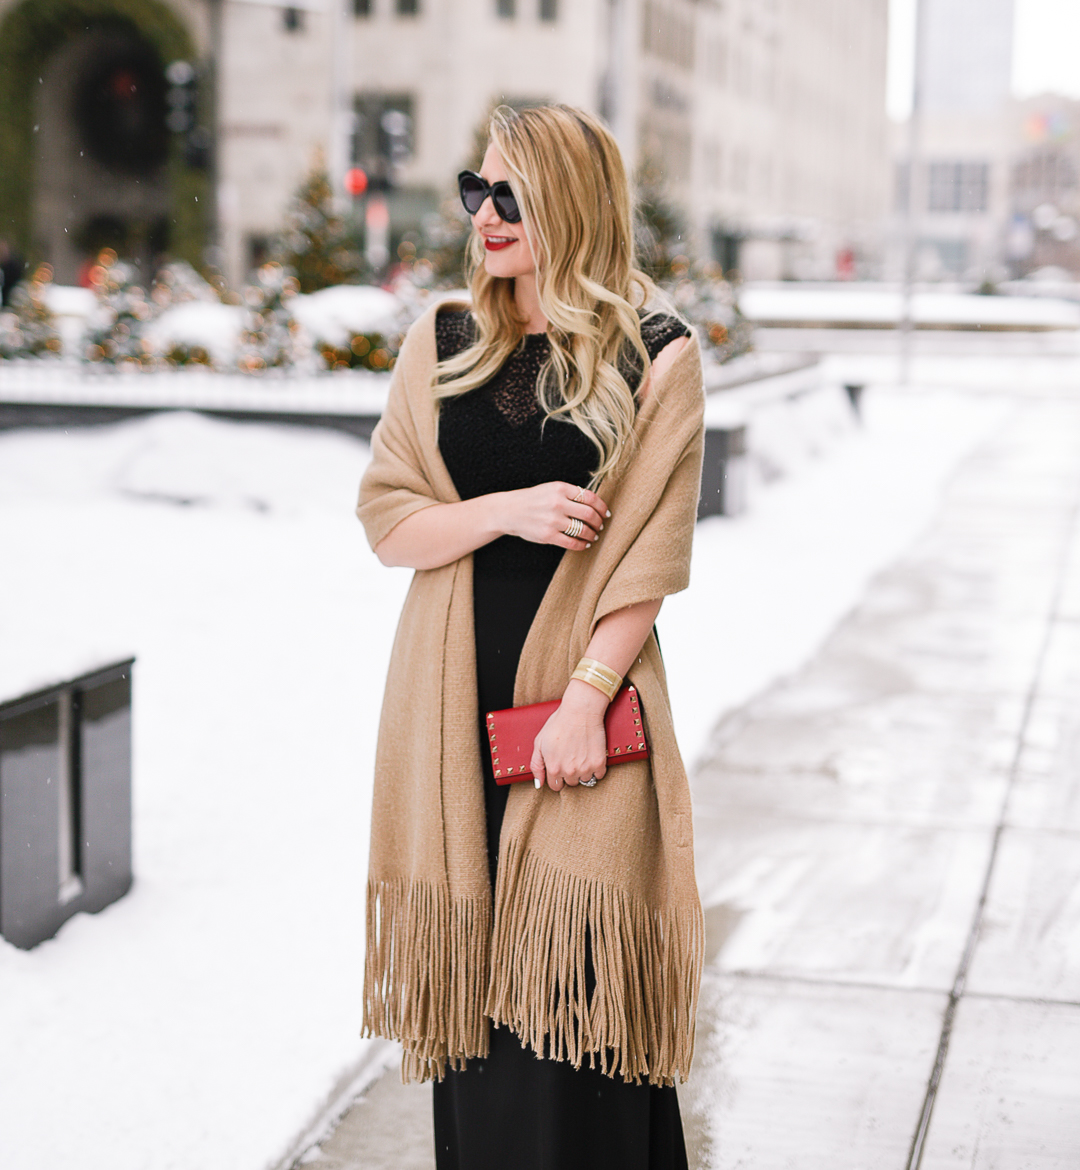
[485,684,649,785]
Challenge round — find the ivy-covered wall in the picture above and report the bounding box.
[0,0,208,266]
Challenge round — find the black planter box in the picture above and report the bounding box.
[0,660,133,949]
[698,422,749,519]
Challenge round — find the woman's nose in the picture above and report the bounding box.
[473,196,502,229]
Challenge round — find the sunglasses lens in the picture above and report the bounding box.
[493,184,521,223]
[459,175,486,215]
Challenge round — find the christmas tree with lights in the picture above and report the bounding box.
[83,250,156,366]
[237,262,309,371]
[275,161,364,294]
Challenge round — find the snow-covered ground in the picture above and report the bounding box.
[0,386,1007,1170]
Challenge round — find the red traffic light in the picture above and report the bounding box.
[344,167,368,197]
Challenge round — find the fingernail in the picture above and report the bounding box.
[606,510,612,518]
[534,777,542,789]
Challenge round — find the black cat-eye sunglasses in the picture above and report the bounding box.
[457,170,522,224]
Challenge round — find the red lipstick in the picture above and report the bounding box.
[484,237,515,251]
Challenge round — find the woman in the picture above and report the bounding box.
[357,104,705,1170]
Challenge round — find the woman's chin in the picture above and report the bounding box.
[483,253,533,281]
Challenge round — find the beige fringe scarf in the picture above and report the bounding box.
[357,302,705,1086]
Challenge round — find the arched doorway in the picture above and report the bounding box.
[0,0,208,282]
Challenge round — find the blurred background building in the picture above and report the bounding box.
[0,0,891,288]
[890,0,1080,283]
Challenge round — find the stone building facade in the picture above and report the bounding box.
[0,0,891,288]
[887,0,1080,281]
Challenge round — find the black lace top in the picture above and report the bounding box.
[436,308,689,578]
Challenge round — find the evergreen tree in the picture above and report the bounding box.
[275,161,364,293]
[634,161,688,282]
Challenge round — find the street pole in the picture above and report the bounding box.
[605,0,631,160]
[899,0,928,388]
[206,0,224,267]
[328,0,353,216]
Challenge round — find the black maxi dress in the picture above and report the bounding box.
[432,308,692,1170]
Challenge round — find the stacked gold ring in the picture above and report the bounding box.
[563,517,584,539]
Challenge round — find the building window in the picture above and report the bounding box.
[396,0,419,13]
[497,0,515,15]
[283,6,304,32]
[354,0,372,14]
[539,0,557,20]
[1014,151,1079,203]
[928,161,989,214]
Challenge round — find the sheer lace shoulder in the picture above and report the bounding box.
[640,312,691,361]
[619,312,691,388]
[434,307,476,362]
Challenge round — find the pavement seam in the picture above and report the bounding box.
[710,971,1080,1010]
[903,434,1080,1170]
[962,990,1080,1010]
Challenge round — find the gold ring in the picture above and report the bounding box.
[573,487,586,503]
[563,518,584,539]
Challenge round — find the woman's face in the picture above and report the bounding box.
[473,144,537,281]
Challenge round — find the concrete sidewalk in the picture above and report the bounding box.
[294,395,1080,1169]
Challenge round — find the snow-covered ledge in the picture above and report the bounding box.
[0,361,391,417]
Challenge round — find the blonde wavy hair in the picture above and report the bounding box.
[434,104,667,486]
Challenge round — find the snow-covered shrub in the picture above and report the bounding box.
[317,331,399,372]
[289,282,404,370]
[0,264,63,359]
[143,302,246,368]
[663,264,753,364]
[291,283,402,342]
[142,261,242,368]
[151,260,220,309]
[83,250,156,367]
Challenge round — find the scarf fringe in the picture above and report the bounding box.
[362,877,491,1082]
[485,839,703,1086]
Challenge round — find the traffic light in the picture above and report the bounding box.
[165,60,210,171]
[165,60,196,133]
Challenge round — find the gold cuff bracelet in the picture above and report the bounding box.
[571,657,623,701]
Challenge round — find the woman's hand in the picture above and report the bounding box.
[528,598,665,792]
[530,680,610,790]
[503,482,609,552]
[374,481,609,568]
